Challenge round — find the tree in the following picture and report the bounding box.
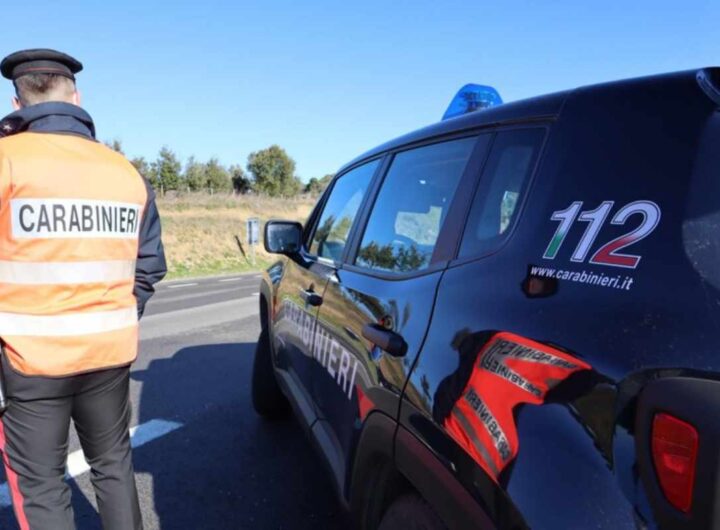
[230,164,252,194]
[105,139,124,154]
[289,175,303,196]
[184,156,206,191]
[204,158,232,192]
[305,178,320,195]
[305,173,334,195]
[247,145,299,197]
[154,146,182,192]
[130,157,150,179]
[131,156,160,189]
[357,241,427,272]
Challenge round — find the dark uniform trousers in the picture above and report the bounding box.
[0,356,142,530]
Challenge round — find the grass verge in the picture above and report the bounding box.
[157,193,316,279]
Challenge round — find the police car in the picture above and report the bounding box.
[252,68,720,529]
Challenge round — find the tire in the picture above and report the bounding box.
[252,327,289,418]
[378,494,445,530]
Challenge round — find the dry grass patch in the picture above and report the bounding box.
[157,193,316,278]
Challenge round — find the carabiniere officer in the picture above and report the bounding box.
[0,48,166,530]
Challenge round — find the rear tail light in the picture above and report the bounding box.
[651,412,699,513]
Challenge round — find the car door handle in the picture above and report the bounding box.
[300,289,323,307]
[362,324,408,357]
[344,326,360,342]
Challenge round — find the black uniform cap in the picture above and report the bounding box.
[0,48,82,81]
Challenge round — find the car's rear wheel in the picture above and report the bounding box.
[377,494,445,530]
[252,327,289,418]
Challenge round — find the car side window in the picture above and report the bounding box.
[308,160,379,261]
[458,128,545,258]
[355,137,477,273]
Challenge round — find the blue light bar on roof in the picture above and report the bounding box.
[442,84,503,121]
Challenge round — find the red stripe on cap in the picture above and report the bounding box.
[0,421,29,530]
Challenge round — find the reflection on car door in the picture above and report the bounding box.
[310,135,490,495]
[271,160,379,428]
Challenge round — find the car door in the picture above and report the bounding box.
[398,128,565,528]
[271,159,380,427]
[310,135,492,495]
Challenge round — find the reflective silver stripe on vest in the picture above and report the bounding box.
[451,408,501,476]
[0,307,138,336]
[0,260,136,284]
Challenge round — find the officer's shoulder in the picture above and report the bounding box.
[94,143,152,194]
[0,134,26,175]
[0,132,32,156]
[97,142,141,172]
[0,137,7,165]
[0,130,26,145]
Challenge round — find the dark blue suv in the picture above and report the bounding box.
[253,68,720,529]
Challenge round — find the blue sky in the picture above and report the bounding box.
[2,0,717,180]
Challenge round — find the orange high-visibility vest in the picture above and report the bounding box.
[0,132,147,376]
[444,332,590,481]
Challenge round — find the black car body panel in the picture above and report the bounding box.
[259,68,720,529]
[339,90,569,175]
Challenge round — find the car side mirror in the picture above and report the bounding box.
[264,220,303,255]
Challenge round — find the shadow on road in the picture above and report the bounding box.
[0,341,347,529]
[129,342,349,529]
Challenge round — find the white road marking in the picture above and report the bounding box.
[146,286,248,307]
[167,283,198,289]
[139,296,258,341]
[0,419,183,508]
[252,292,260,296]
[218,277,245,283]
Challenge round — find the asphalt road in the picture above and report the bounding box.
[0,273,350,530]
